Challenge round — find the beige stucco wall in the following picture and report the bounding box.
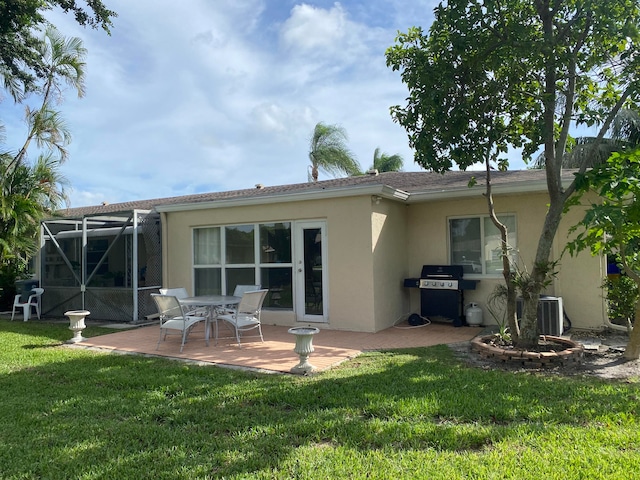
[161,195,379,332]
[371,198,409,331]
[405,192,607,330]
[160,187,608,334]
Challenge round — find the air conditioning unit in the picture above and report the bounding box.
[516,296,564,336]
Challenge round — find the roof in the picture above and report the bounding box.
[53,169,578,218]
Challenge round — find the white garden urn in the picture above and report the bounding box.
[65,310,90,344]
[288,326,320,374]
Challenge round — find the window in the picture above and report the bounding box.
[193,223,293,309]
[449,214,516,275]
[224,225,255,294]
[194,227,222,295]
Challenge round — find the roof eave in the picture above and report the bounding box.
[406,178,563,203]
[155,184,410,212]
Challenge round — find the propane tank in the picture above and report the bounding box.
[465,302,483,326]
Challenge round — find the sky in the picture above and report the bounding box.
[5,0,531,208]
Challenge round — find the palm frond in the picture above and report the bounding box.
[372,147,404,172]
[532,108,640,169]
[308,122,361,181]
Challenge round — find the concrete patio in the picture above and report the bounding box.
[71,320,482,374]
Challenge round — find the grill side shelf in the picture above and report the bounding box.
[459,279,479,290]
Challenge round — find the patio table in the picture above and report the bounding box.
[180,295,241,344]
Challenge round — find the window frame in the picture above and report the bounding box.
[192,222,294,309]
[448,213,517,278]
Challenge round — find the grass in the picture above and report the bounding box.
[0,319,639,479]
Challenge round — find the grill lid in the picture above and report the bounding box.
[420,264,464,279]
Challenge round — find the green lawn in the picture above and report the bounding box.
[0,319,639,479]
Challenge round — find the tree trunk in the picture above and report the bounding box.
[519,293,541,346]
[505,281,519,341]
[514,193,565,348]
[623,269,640,360]
[625,312,640,360]
[484,159,520,341]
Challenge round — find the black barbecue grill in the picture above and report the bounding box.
[404,265,478,325]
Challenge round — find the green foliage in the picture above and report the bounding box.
[531,132,638,169]
[308,122,361,182]
[0,0,115,99]
[486,284,511,341]
[567,149,640,269]
[1,320,640,478]
[385,1,640,173]
[605,274,639,328]
[371,147,404,172]
[386,4,538,171]
[0,153,68,269]
[568,149,640,356]
[0,258,28,309]
[386,0,640,348]
[0,26,76,280]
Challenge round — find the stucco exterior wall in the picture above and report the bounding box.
[405,192,607,330]
[371,198,409,331]
[161,196,378,332]
[554,194,608,330]
[159,187,608,334]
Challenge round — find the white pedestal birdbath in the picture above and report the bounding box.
[288,326,320,374]
[65,310,90,344]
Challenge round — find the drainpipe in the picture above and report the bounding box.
[132,210,139,322]
[585,253,628,333]
[604,292,640,335]
[604,316,632,332]
[81,217,87,309]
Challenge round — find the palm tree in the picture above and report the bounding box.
[10,25,85,169]
[308,122,361,182]
[0,25,79,268]
[0,153,68,268]
[370,147,404,172]
[532,109,640,168]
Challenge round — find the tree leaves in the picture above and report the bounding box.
[0,0,114,97]
[308,122,361,182]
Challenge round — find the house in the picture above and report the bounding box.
[40,170,607,332]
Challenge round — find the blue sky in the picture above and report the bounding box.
[4,0,532,208]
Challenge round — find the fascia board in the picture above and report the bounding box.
[151,176,570,212]
[155,185,409,212]
[406,179,558,203]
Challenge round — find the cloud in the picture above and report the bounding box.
[4,0,442,207]
[281,3,350,53]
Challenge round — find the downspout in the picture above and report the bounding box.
[604,318,629,332]
[132,210,139,322]
[160,211,168,288]
[81,217,87,309]
[38,223,44,284]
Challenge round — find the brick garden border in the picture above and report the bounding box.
[470,334,584,368]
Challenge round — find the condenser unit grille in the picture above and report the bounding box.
[516,296,564,336]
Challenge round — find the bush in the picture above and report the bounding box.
[0,259,30,310]
[605,274,639,327]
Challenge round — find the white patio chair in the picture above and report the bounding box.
[151,294,207,352]
[218,284,262,316]
[11,288,44,322]
[232,284,262,297]
[159,287,189,299]
[217,289,268,346]
[160,287,207,317]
